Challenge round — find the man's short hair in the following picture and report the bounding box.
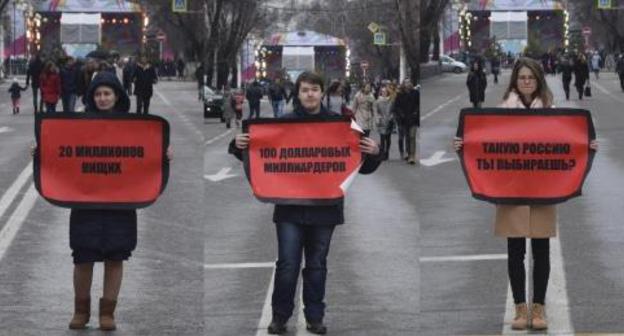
[295,71,324,94]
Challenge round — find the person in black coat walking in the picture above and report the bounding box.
[229,71,382,335]
[392,79,420,164]
[25,54,44,113]
[133,56,158,114]
[467,60,487,108]
[559,55,573,100]
[574,54,590,100]
[245,81,263,119]
[616,54,624,91]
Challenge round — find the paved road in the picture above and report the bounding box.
[204,98,420,335]
[0,80,204,335]
[419,69,624,335]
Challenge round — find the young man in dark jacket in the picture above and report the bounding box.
[229,71,382,335]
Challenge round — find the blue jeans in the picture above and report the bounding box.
[271,100,284,118]
[272,222,335,323]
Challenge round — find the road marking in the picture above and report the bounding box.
[421,94,464,122]
[204,261,274,269]
[0,183,38,262]
[419,150,456,167]
[204,129,233,146]
[0,161,33,222]
[420,254,507,262]
[203,167,237,182]
[255,270,276,336]
[592,81,624,104]
[0,126,12,134]
[154,88,204,140]
[502,228,572,334]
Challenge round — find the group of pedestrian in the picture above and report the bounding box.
[18,52,157,115]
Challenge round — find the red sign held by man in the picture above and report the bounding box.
[243,117,363,205]
[34,114,170,209]
[456,108,596,204]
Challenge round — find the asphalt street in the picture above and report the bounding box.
[0,79,204,335]
[419,69,624,335]
[204,99,420,335]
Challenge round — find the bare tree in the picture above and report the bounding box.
[569,0,624,52]
[396,0,420,81]
[419,0,450,63]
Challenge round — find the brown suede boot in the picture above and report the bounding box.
[68,297,90,329]
[531,303,548,330]
[99,298,117,331]
[511,303,528,330]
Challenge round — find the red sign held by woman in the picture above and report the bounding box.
[34,114,170,209]
[457,108,596,204]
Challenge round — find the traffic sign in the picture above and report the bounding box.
[156,32,166,41]
[374,32,386,46]
[582,26,592,36]
[172,0,187,13]
[368,22,380,33]
[361,60,369,69]
[597,0,612,9]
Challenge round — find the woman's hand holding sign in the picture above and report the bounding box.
[453,137,463,151]
[360,137,380,155]
[590,140,598,151]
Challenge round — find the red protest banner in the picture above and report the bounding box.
[457,108,596,204]
[34,114,170,209]
[243,117,362,205]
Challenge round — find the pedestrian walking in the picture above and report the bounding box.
[229,71,382,335]
[25,53,44,113]
[222,85,236,129]
[374,86,394,160]
[453,57,598,331]
[574,54,590,100]
[324,80,345,115]
[7,78,27,114]
[491,55,501,84]
[233,88,244,128]
[559,55,573,100]
[352,83,375,136]
[591,51,601,79]
[392,79,420,164]
[195,63,204,100]
[122,58,135,98]
[39,61,62,113]
[268,78,287,118]
[176,58,185,80]
[467,60,487,108]
[132,56,157,114]
[246,80,263,119]
[60,57,79,113]
[616,54,624,91]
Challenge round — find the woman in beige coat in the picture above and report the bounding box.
[352,83,376,136]
[454,57,597,331]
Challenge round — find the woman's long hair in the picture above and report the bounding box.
[503,57,553,107]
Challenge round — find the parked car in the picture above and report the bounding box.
[203,86,224,120]
[440,55,468,73]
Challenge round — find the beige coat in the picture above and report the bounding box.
[353,91,376,131]
[494,91,557,238]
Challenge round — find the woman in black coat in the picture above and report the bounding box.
[68,72,135,331]
[574,54,590,100]
[467,60,487,108]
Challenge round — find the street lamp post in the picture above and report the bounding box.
[12,0,16,76]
